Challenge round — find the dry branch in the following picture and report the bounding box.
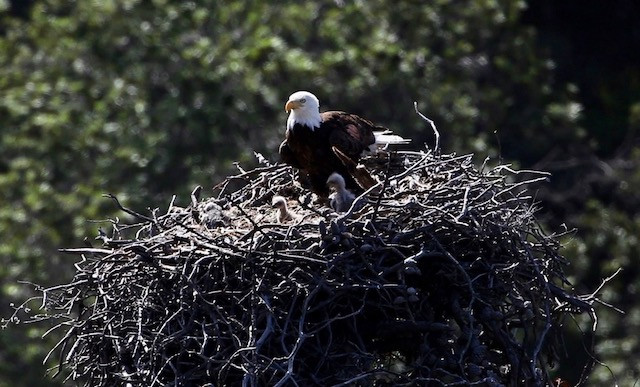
[6,149,606,386]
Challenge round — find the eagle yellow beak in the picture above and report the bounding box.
[285,100,302,112]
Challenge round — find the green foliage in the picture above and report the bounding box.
[0,0,637,385]
[553,151,640,385]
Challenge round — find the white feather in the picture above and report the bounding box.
[369,130,411,152]
[286,91,322,131]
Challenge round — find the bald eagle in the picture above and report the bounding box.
[279,91,408,196]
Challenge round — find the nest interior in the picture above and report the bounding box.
[13,149,598,386]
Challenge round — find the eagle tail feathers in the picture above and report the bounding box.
[370,130,411,151]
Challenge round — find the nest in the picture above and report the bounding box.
[11,149,600,386]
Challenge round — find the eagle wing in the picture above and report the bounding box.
[322,111,376,162]
[279,111,378,196]
[278,139,301,168]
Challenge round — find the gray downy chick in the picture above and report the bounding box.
[326,172,355,213]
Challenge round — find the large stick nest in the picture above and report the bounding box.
[12,149,600,386]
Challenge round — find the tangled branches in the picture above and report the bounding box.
[8,149,604,386]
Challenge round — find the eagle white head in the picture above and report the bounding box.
[285,91,322,131]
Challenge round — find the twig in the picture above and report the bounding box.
[9,149,610,386]
[414,101,440,151]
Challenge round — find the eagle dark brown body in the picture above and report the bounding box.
[279,111,377,196]
[280,91,409,197]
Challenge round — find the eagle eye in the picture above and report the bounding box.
[300,98,307,103]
